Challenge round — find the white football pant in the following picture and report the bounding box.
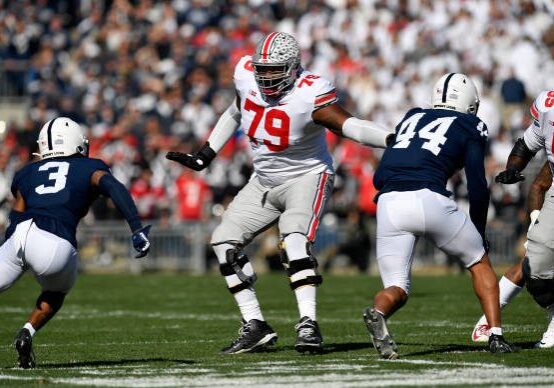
[0,219,77,293]
[376,189,486,294]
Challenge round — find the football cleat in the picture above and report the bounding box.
[14,328,35,369]
[363,307,398,360]
[471,315,491,343]
[535,306,554,349]
[221,319,277,354]
[488,334,515,353]
[295,316,323,354]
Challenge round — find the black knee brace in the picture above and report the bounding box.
[523,257,554,308]
[280,243,322,290]
[218,244,257,294]
[36,291,66,312]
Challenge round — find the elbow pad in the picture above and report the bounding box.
[342,117,393,148]
[509,138,536,165]
[207,101,241,153]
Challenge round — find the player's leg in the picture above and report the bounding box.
[278,171,333,353]
[524,200,554,348]
[364,191,422,359]
[0,230,26,293]
[472,258,524,342]
[14,222,78,368]
[427,191,513,353]
[211,178,280,354]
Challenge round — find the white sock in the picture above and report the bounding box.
[295,285,317,321]
[23,322,36,337]
[490,327,503,336]
[234,289,265,322]
[213,243,264,322]
[498,276,523,308]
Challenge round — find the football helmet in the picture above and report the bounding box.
[37,117,89,159]
[252,32,301,99]
[432,73,480,115]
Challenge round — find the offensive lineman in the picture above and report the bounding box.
[0,118,151,368]
[472,90,554,348]
[166,32,393,354]
[364,73,513,359]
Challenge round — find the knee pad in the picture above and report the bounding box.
[215,243,257,294]
[523,257,554,308]
[36,291,66,312]
[280,237,322,290]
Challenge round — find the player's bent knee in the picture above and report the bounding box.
[36,291,66,312]
[523,257,554,308]
[280,240,322,290]
[215,243,257,294]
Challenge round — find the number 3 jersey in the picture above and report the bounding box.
[7,156,110,247]
[374,108,490,236]
[524,90,554,186]
[234,55,337,188]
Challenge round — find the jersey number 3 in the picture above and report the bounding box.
[393,113,456,156]
[35,161,69,195]
[244,98,290,151]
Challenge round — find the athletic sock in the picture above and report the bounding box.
[498,276,523,308]
[234,289,265,322]
[213,243,264,322]
[490,327,503,336]
[23,322,36,337]
[295,285,316,321]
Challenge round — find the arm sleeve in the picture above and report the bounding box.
[342,117,394,148]
[522,121,545,154]
[98,174,142,232]
[464,138,490,239]
[206,100,241,153]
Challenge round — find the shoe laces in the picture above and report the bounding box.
[296,320,316,337]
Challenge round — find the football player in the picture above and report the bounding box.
[166,32,394,354]
[472,90,554,348]
[364,73,514,359]
[0,118,151,368]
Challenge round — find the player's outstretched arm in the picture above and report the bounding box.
[166,98,242,171]
[495,139,537,184]
[312,103,394,148]
[91,171,151,258]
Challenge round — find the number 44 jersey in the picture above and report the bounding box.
[234,55,337,188]
[374,107,489,198]
[7,156,110,247]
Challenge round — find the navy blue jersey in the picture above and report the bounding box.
[7,156,110,247]
[374,108,489,238]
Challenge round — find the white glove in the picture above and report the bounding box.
[524,210,541,250]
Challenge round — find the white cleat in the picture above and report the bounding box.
[535,306,554,349]
[471,315,490,343]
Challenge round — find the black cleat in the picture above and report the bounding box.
[14,329,35,369]
[295,316,323,354]
[488,334,515,354]
[221,319,277,354]
[363,307,398,360]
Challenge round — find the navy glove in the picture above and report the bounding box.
[132,225,151,259]
[495,167,524,184]
[166,143,216,171]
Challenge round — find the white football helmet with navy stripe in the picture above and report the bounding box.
[252,32,301,99]
[432,73,480,115]
[37,117,89,159]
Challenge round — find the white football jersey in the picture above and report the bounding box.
[523,90,554,187]
[234,56,337,187]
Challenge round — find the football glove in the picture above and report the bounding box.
[166,142,216,171]
[495,167,524,184]
[132,225,151,259]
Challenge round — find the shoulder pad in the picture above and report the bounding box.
[531,90,554,120]
[297,72,337,109]
[234,56,254,81]
[88,158,111,173]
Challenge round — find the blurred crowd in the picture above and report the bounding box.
[1,0,554,269]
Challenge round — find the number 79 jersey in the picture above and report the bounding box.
[234,56,336,188]
[8,156,110,247]
[374,107,488,197]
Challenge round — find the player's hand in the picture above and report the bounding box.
[166,143,216,171]
[132,225,151,259]
[495,167,524,184]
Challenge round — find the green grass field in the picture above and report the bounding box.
[0,273,553,386]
